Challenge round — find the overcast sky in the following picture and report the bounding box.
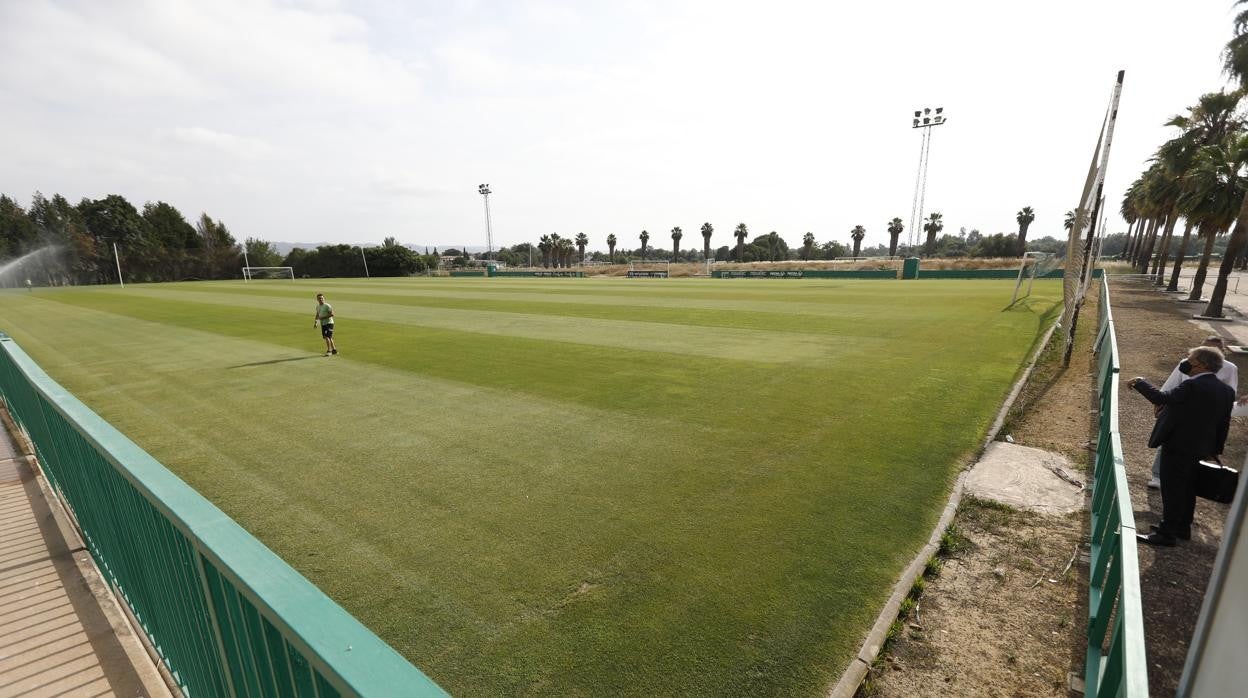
[0,1,1237,251]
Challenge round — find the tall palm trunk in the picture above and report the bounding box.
[1017,221,1032,257]
[1122,220,1137,259]
[1136,218,1159,272]
[1188,225,1218,300]
[1152,210,1177,280]
[1132,220,1146,260]
[1132,219,1149,269]
[1203,193,1248,317]
[1198,213,1248,317]
[888,233,900,257]
[1165,219,1196,292]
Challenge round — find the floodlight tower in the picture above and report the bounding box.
[907,107,948,253]
[478,183,494,260]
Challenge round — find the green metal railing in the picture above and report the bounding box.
[0,332,446,698]
[1087,279,1148,696]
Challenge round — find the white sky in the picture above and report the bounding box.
[0,0,1236,251]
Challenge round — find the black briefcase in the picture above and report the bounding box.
[1195,460,1240,504]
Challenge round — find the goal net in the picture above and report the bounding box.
[1009,252,1060,305]
[243,266,295,281]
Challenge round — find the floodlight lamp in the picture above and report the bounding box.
[914,110,921,118]
[924,108,931,115]
[935,107,944,114]
[923,117,930,124]
[913,119,920,127]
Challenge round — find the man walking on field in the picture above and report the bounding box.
[313,293,337,356]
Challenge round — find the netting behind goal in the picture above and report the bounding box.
[1010,252,1059,305]
[243,267,295,281]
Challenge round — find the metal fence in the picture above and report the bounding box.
[1087,279,1149,696]
[0,332,446,698]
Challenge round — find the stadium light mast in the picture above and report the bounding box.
[478,183,494,260]
[908,107,948,254]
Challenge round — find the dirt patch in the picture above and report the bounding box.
[865,286,1100,697]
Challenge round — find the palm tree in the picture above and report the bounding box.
[887,218,904,257]
[559,238,574,267]
[700,222,713,261]
[551,233,563,267]
[575,232,588,265]
[671,226,683,261]
[539,234,552,268]
[607,233,617,264]
[734,223,748,261]
[1183,135,1248,300]
[850,225,866,258]
[639,230,650,258]
[1120,192,1140,260]
[802,232,815,260]
[1015,207,1035,257]
[922,212,944,256]
[1203,17,1248,316]
[1063,210,1076,231]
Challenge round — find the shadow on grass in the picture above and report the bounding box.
[227,355,321,369]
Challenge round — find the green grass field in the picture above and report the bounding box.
[0,277,1060,696]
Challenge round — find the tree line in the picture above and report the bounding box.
[0,192,441,284]
[1114,5,1248,318]
[505,216,1054,269]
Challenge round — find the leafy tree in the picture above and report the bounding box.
[244,238,282,267]
[850,225,866,258]
[639,230,650,258]
[671,226,682,260]
[887,217,904,257]
[365,244,422,276]
[1015,206,1035,257]
[819,240,849,259]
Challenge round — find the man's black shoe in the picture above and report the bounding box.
[1137,531,1177,547]
[1151,524,1190,540]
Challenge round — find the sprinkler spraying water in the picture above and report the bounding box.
[0,246,63,288]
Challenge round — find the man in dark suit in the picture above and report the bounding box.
[1128,345,1235,546]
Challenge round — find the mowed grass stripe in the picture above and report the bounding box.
[60,286,869,364]
[157,279,932,323]
[0,281,1061,696]
[153,282,938,337]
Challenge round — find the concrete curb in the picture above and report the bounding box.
[826,317,1061,698]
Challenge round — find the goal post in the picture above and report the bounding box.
[242,266,295,281]
[1009,252,1059,306]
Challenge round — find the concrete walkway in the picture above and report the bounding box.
[0,423,170,697]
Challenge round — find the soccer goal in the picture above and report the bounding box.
[242,266,295,281]
[1009,252,1059,306]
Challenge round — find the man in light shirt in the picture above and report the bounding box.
[1148,336,1237,489]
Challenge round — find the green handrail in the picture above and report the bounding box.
[0,333,447,698]
[1086,279,1148,696]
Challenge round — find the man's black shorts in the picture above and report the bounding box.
[321,324,334,338]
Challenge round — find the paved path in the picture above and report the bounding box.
[0,423,168,697]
